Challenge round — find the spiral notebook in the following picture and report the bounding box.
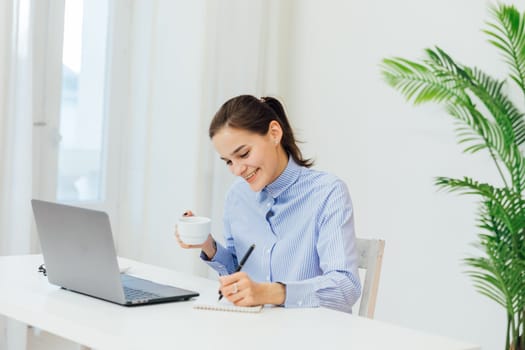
[193,294,263,313]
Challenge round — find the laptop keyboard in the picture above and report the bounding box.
[124,286,161,301]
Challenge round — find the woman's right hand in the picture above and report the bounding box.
[174,211,217,259]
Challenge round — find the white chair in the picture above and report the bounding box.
[356,238,385,319]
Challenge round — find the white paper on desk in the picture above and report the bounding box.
[193,294,263,313]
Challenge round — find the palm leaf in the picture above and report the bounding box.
[485,4,525,95]
[381,57,466,105]
[436,177,525,320]
[465,68,525,148]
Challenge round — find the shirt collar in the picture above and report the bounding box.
[263,156,302,199]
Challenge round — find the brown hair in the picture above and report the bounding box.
[209,95,313,168]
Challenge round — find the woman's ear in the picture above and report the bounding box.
[268,120,283,144]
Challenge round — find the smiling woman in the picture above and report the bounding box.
[176,95,362,313]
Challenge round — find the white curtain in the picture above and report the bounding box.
[0,0,34,256]
[0,0,34,348]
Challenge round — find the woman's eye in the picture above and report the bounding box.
[225,160,232,166]
[240,151,250,159]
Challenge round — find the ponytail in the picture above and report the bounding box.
[260,97,313,168]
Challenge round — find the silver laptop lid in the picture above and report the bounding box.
[31,199,126,304]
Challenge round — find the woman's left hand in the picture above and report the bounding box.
[219,272,286,306]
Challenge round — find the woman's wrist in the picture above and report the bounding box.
[264,282,286,305]
[201,236,217,260]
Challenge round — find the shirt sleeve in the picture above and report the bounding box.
[282,179,362,313]
[200,241,237,275]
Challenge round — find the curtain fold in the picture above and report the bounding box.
[0,0,33,256]
[0,0,33,347]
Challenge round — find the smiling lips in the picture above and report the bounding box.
[244,169,259,182]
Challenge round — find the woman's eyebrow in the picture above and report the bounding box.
[230,145,247,156]
[220,145,247,161]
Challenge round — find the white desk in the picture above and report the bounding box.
[0,255,478,350]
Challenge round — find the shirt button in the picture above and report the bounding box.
[266,202,271,207]
[266,249,271,254]
[298,301,303,306]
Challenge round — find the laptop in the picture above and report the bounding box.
[31,199,199,306]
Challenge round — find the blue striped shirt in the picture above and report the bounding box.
[203,157,361,313]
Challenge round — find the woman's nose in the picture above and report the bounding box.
[231,162,246,176]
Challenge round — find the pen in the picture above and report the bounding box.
[218,244,255,301]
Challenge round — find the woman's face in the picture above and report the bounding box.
[212,123,286,192]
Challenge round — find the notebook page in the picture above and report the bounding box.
[193,294,263,313]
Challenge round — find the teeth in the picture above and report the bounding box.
[245,169,257,179]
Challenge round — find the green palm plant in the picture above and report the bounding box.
[380,3,525,350]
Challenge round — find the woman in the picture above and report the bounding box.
[176,95,361,313]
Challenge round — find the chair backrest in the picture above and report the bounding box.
[356,238,385,318]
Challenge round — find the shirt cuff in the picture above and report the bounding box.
[199,243,231,275]
[282,280,320,308]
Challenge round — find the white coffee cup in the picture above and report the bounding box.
[177,216,211,245]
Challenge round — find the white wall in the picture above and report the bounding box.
[116,0,522,349]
